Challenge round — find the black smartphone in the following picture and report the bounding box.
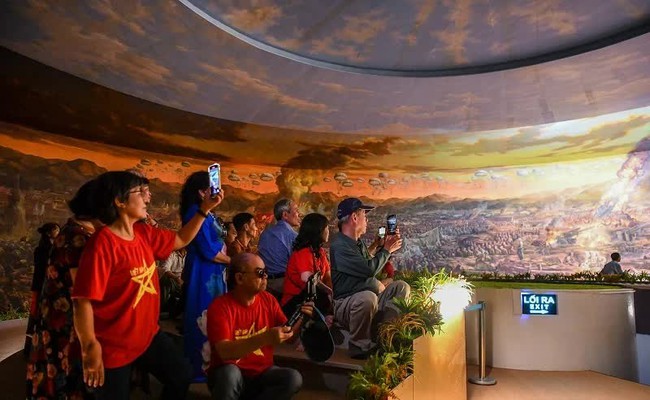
[378,226,386,238]
[284,309,303,328]
[386,214,397,235]
[208,163,221,197]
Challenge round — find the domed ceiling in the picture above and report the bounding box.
[180,0,650,74]
[1,0,649,135]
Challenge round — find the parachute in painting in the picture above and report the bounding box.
[260,173,274,182]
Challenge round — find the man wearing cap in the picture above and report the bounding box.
[330,197,410,359]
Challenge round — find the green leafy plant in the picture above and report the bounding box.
[347,352,407,400]
[347,270,473,399]
[378,312,426,352]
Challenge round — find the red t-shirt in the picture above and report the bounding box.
[281,247,330,306]
[72,223,175,368]
[207,291,287,376]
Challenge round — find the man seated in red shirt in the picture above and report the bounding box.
[207,253,313,400]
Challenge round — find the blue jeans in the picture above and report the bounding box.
[95,330,191,400]
[208,364,302,400]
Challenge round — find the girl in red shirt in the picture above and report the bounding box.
[281,213,333,319]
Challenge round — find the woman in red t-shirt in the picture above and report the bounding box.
[71,171,224,400]
[281,213,333,319]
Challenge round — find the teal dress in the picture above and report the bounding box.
[182,204,227,382]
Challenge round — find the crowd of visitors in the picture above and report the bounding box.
[25,167,631,399]
[22,168,416,399]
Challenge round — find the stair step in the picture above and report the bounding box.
[274,343,365,371]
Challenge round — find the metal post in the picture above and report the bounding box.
[468,301,496,385]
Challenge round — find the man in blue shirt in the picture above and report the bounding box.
[601,252,623,275]
[258,199,301,297]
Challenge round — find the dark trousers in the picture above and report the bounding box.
[160,274,183,317]
[208,364,302,400]
[95,330,191,400]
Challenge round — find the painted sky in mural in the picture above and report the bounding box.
[1,45,649,202]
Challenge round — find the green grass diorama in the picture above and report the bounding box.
[470,281,615,290]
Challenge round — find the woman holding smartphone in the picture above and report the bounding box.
[72,171,224,399]
[179,171,231,383]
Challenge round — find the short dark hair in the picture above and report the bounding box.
[273,199,293,221]
[68,179,100,220]
[93,171,149,225]
[233,213,254,233]
[37,222,60,236]
[293,213,329,255]
[611,252,621,261]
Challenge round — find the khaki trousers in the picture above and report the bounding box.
[333,280,410,352]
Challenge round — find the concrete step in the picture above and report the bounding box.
[274,342,366,399]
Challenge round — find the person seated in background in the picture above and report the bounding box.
[257,199,301,298]
[206,253,311,400]
[227,213,259,257]
[281,213,333,321]
[601,252,623,275]
[330,198,410,360]
[159,248,186,318]
[224,221,237,248]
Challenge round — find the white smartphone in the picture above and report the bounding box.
[378,226,386,238]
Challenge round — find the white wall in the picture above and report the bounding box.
[465,288,638,381]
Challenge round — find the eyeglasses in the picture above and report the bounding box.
[240,268,268,278]
[127,186,151,197]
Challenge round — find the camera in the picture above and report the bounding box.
[285,272,321,328]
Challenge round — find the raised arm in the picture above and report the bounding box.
[332,240,391,278]
[174,191,224,250]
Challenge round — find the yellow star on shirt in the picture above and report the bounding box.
[234,322,267,357]
[130,259,157,309]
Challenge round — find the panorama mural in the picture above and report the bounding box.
[1,48,649,315]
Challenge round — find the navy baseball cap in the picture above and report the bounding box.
[337,197,375,219]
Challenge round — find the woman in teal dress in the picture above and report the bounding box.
[180,171,231,383]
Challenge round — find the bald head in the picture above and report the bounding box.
[232,253,261,272]
[228,253,267,291]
